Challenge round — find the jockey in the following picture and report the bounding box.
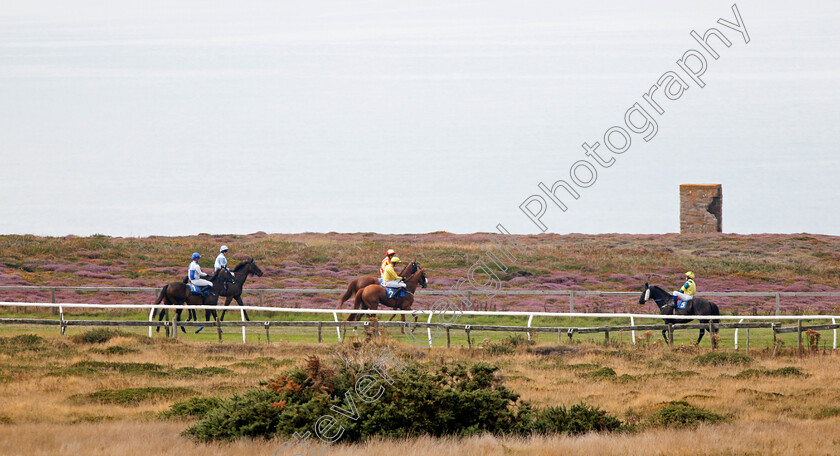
[380,249,406,292]
[188,253,214,292]
[214,245,235,277]
[672,271,696,307]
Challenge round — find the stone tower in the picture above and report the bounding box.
[680,184,722,233]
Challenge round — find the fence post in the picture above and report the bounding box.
[745,328,750,355]
[709,319,716,350]
[240,308,246,343]
[259,290,264,307]
[446,326,451,348]
[775,293,781,316]
[667,324,674,347]
[51,288,57,316]
[172,313,178,339]
[604,325,609,345]
[333,312,342,343]
[630,316,636,345]
[264,321,270,343]
[569,291,575,313]
[216,317,222,342]
[465,326,472,349]
[318,321,323,343]
[797,319,803,355]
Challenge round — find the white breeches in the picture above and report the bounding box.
[191,279,213,287]
[673,291,694,301]
[382,280,406,288]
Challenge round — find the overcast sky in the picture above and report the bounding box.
[1,1,838,236]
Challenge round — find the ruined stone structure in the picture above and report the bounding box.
[680,184,722,233]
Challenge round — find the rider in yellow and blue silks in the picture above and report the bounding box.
[380,249,406,297]
[672,271,696,308]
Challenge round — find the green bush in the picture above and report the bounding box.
[170,366,233,378]
[692,352,753,366]
[161,396,225,420]
[646,401,725,428]
[50,361,165,377]
[73,387,197,406]
[178,358,625,443]
[0,334,45,354]
[482,334,535,355]
[71,329,143,344]
[531,404,626,435]
[734,367,806,379]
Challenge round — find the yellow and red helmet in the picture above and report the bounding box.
[386,249,396,257]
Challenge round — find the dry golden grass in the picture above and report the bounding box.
[2,332,840,455]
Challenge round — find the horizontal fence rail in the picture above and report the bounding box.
[0,301,837,351]
[3,285,840,316]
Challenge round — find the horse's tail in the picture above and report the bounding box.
[353,287,365,310]
[152,285,168,319]
[338,281,357,309]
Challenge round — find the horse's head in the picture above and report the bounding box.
[249,259,264,277]
[415,262,428,288]
[233,258,263,277]
[639,283,651,305]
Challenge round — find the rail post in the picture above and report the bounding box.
[148,307,155,338]
[51,288,57,316]
[318,321,323,343]
[264,321,270,343]
[833,318,837,350]
[604,325,610,345]
[569,291,575,313]
[59,305,65,335]
[333,312,342,343]
[667,324,674,347]
[240,308,246,343]
[526,314,534,341]
[745,328,750,355]
[630,316,636,345]
[465,326,472,349]
[216,317,222,342]
[797,319,803,355]
[259,289,264,307]
[734,318,745,349]
[446,326,451,348]
[172,313,178,339]
[775,293,781,316]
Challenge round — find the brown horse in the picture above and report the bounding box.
[336,262,412,309]
[152,268,231,334]
[349,261,427,329]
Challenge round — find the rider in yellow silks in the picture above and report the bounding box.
[380,249,406,295]
[672,271,696,308]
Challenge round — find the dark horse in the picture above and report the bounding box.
[336,262,412,309]
[152,268,231,334]
[639,283,720,345]
[349,261,427,330]
[190,259,264,332]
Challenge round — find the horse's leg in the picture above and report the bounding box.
[661,329,669,343]
[156,307,166,334]
[235,295,250,321]
[176,308,186,333]
[696,328,706,345]
[219,296,233,321]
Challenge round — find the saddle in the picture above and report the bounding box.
[188,283,212,297]
[378,278,406,299]
[673,296,691,311]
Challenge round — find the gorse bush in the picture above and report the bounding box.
[177,356,626,443]
[646,401,725,428]
[70,328,145,344]
[692,352,753,366]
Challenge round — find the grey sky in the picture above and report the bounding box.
[1,1,838,236]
